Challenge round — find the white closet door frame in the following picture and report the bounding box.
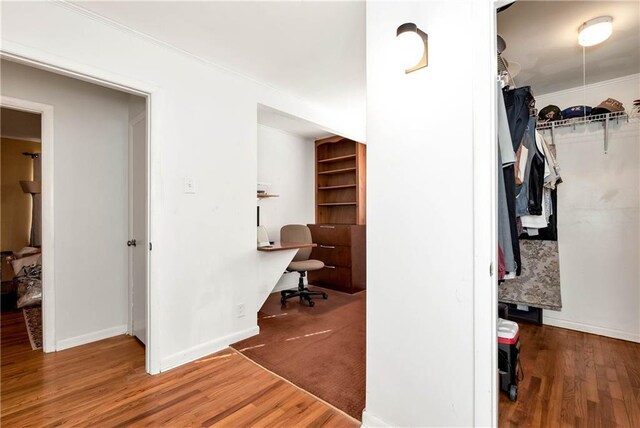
[1,46,160,375]
[471,0,512,426]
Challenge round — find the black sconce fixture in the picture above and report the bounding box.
[396,22,428,73]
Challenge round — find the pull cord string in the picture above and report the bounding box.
[583,45,587,119]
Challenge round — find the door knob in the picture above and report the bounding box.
[127,239,137,247]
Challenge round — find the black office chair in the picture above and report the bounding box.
[280,225,328,307]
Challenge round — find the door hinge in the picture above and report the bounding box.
[149,242,152,251]
[489,262,494,276]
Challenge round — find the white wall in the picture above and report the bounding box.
[257,125,315,241]
[0,60,133,346]
[536,75,640,342]
[1,1,363,372]
[257,125,315,293]
[366,2,484,426]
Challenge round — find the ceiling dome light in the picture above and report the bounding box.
[396,23,428,73]
[578,16,613,47]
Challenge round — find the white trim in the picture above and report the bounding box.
[56,325,128,351]
[543,318,640,343]
[0,96,55,354]
[471,1,499,426]
[1,44,155,97]
[361,410,391,427]
[0,134,42,143]
[127,111,147,337]
[1,44,160,374]
[159,326,260,372]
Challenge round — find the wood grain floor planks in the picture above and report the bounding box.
[499,323,640,428]
[3,309,639,427]
[0,310,358,427]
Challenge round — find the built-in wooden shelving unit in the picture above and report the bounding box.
[314,136,366,225]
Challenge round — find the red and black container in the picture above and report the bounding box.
[498,318,521,401]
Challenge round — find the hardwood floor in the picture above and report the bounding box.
[499,323,640,427]
[0,310,357,427]
[3,309,639,427]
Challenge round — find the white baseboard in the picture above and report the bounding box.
[361,409,390,427]
[56,324,128,351]
[160,325,260,372]
[543,317,640,343]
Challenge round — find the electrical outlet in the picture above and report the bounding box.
[236,303,246,318]
[184,177,196,194]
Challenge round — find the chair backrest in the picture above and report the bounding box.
[280,224,312,261]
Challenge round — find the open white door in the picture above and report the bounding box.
[130,113,148,345]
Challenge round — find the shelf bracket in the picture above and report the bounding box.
[603,117,609,154]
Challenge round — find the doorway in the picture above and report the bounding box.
[0,107,43,351]
[1,59,151,370]
[495,1,640,426]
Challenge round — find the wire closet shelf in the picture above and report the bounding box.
[536,110,639,154]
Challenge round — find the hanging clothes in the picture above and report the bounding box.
[527,142,545,216]
[515,117,538,217]
[498,83,520,276]
[498,151,516,273]
[503,162,521,275]
[497,81,516,166]
[503,86,534,151]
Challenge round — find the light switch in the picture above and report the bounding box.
[184,177,196,194]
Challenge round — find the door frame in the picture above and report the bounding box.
[1,46,160,374]
[1,96,55,353]
[471,1,513,425]
[128,111,147,339]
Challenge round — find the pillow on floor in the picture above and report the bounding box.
[11,253,42,276]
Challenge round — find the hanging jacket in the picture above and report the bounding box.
[503,86,534,151]
[528,143,545,216]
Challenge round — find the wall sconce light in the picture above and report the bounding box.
[396,23,428,73]
[578,16,613,47]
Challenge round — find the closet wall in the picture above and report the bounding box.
[536,74,640,342]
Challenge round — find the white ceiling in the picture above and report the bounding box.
[1,107,42,141]
[498,1,640,95]
[72,1,366,115]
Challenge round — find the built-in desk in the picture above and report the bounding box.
[257,242,317,252]
[256,242,317,310]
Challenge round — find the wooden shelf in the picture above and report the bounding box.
[257,194,279,199]
[318,184,357,190]
[318,154,356,164]
[315,136,365,225]
[318,202,357,206]
[318,167,356,176]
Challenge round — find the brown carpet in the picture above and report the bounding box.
[23,306,42,350]
[231,287,365,420]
